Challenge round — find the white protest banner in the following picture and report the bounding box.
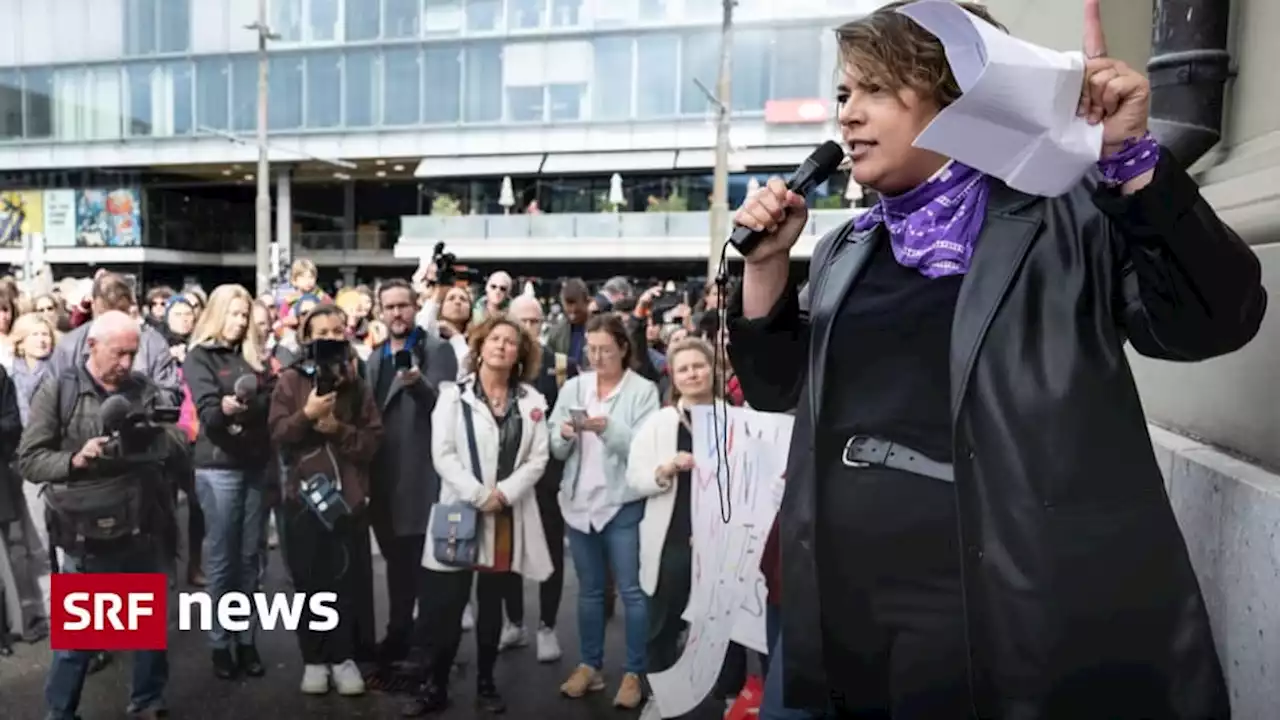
[647,405,793,717]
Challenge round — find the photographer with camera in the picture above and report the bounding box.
[413,249,475,379]
[181,284,274,681]
[269,303,383,697]
[17,311,188,720]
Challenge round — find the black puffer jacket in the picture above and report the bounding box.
[183,343,273,470]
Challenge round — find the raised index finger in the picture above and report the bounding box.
[1083,0,1107,58]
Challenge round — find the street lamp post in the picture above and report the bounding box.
[707,0,735,280]
[248,0,279,297]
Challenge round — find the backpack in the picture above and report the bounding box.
[40,370,153,549]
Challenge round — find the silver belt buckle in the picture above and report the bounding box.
[842,435,872,468]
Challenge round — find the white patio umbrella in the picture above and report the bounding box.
[608,172,625,210]
[499,175,515,214]
[844,177,864,203]
[746,176,761,196]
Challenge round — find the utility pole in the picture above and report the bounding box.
[707,0,735,280]
[248,0,279,297]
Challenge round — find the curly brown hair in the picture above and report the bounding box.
[837,1,1005,110]
[466,314,542,384]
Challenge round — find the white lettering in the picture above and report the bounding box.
[63,592,92,631]
[127,594,154,630]
[308,593,339,632]
[253,592,305,631]
[218,593,252,632]
[175,591,341,633]
[178,593,213,631]
[98,593,124,630]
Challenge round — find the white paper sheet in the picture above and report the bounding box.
[896,0,1104,197]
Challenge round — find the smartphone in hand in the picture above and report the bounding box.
[569,407,587,429]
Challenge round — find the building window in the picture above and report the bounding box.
[195,58,229,131]
[306,53,342,128]
[424,45,461,123]
[424,0,463,34]
[551,0,582,26]
[771,28,821,100]
[507,86,543,122]
[640,0,671,21]
[592,36,631,121]
[464,44,502,122]
[466,0,501,32]
[172,63,194,135]
[126,63,193,137]
[346,0,381,41]
[383,48,421,125]
[548,83,584,121]
[508,0,543,30]
[680,31,717,115]
[126,65,154,136]
[124,0,190,56]
[310,0,342,41]
[0,72,22,140]
[637,34,678,118]
[230,57,257,132]
[269,56,304,130]
[271,0,304,42]
[732,29,771,112]
[22,69,53,140]
[384,0,420,38]
[344,50,377,127]
[55,68,124,141]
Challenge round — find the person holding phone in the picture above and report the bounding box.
[548,313,660,709]
[366,279,458,671]
[269,304,383,696]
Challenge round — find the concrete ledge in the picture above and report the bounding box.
[1151,424,1280,720]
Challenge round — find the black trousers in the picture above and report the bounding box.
[647,537,692,674]
[285,501,377,665]
[816,459,973,719]
[501,490,565,629]
[372,522,429,652]
[423,568,506,686]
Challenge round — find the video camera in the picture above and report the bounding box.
[305,338,352,396]
[432,242,482,286]
[98,395,180,461]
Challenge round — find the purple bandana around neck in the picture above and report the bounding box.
[853,162,990,279]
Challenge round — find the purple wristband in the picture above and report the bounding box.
[1098,132,1160,186]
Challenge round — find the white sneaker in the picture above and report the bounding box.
[330,659,366,696]
[498,621,528,651]
[300,664,329,695]
[536,625,562,662]
[461,603,475,631]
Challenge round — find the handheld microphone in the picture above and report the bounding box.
[727,141,847,258]
[233,375,259,404]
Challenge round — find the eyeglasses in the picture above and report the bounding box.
[36,305,56,313]
[489,284,509,292]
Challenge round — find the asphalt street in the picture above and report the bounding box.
[0,499,729,720]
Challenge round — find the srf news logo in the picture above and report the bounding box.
[51,574,338,651]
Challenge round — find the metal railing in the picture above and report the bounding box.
[398,209,863,243]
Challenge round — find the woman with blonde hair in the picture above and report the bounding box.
[182,284,275,681]
[408,314,552,715]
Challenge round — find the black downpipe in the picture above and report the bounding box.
[1147,0,1235,168]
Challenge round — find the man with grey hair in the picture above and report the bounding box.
[473,270,513,323]
[591,276,633,314]
[503,294,575,661]
[19,310,186,720]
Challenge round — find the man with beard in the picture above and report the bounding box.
[367,279,458,674]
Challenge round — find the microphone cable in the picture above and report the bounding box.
[710,241,733,525]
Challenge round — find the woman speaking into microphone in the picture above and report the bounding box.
[729,2,1264,718]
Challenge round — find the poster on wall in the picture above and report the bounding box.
[0,190,45,248]
[42,190,77,248]
[76,188,142,247]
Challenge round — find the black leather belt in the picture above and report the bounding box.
[841,435,954,483]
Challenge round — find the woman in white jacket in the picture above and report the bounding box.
[626,337,721,672]
[410,315,552,717]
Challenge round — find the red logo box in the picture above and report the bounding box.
[50,573,169,651]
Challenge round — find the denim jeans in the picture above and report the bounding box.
[46,540,169,719]
[761,605,823,720]
[195,467,266,649]
[567,500,647,674]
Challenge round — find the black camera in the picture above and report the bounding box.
[394,349,414,372]
[98,395,180,462]
[433,242,459,285]
[305,339,351,396]
[299,472,351,531]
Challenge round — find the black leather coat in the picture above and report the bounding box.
[728,152,1265,719]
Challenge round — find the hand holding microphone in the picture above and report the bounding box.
[728,141,845,264]
[221,375,259,416]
